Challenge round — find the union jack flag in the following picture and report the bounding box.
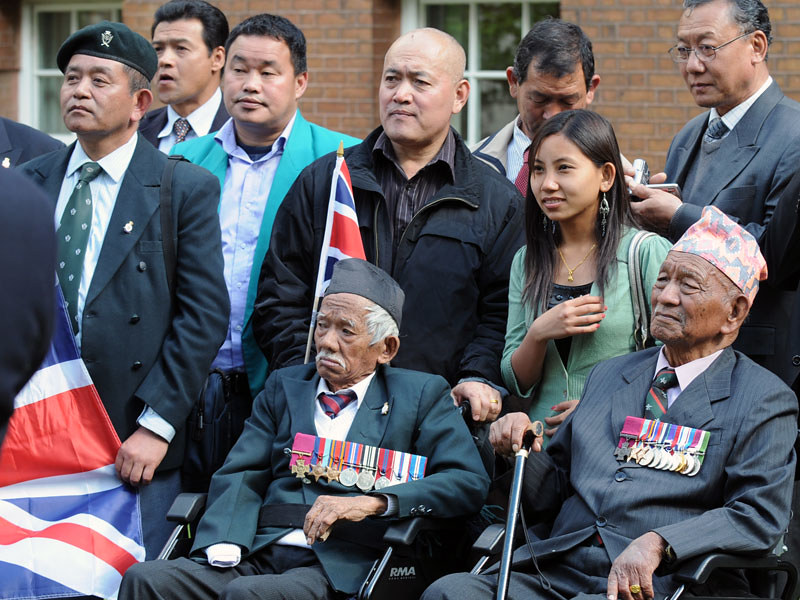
[0,286,145,599]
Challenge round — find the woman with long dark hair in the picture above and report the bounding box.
[501,109,670,444]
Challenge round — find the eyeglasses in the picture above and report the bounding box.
[668,31,753,63]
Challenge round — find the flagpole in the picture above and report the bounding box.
[304,141,346,364]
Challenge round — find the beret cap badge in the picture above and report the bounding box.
[100,30,113,48]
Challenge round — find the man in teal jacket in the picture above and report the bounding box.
[173,14,359,445]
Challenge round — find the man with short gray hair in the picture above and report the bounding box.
[120,258,488,600]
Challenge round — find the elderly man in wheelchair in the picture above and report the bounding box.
[423,207,798,600]
[118,258,488,600]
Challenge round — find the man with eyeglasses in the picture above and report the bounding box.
[629,0,800,390]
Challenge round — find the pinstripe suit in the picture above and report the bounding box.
[424,346,797,599]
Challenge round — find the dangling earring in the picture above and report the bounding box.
[542,213,548,232]
[599,192,610,238]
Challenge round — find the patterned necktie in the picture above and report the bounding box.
[514,147,530,196]
[645,367,678,420]
[57,162,102,334]
[319,391,357,419]
[703,117,729,143]
[173,118,191,144]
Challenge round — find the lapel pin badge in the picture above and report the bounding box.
[1,157,9,168]
[123,221,134,234]
[381,402,389,415]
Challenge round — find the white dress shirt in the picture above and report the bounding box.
[654,347,725,408]
[207,371,396,566]
[505,117,531,183]
[157,88,224,153]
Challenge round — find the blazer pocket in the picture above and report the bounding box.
[138,240,164,253]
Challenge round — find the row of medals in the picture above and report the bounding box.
[622,442,703,476]
[290,455,394,492]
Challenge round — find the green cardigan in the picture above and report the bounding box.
[501,228,671,439]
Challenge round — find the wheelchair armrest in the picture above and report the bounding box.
[672,553,783,585]
[382,517,455,547]
[471,523,505,557]
[166,493,207,523]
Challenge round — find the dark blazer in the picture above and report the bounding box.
[0,117,63,168]
[517,347,797,595]
[138,98,229,149]
[191,363,490,595]
[18,136,230,470]
[0,169,55,445]
[664,81,800,381]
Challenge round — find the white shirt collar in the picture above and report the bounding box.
[710,76,772,131]
[158,87,223,140]
[315,369,377,409]
[68,131,138,183]
[512,116,531,152]
[655,346,725,394]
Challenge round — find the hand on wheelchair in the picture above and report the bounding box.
[304,494,389,545]
[607,531,667,600]
[489,413,544,456]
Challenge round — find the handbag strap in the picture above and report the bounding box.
[160,155,188,297]
[628,230,657,351]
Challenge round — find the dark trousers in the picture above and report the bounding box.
[119,545,335,600]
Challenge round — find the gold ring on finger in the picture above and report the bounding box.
[629,585,642,595]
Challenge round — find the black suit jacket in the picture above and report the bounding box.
[138,98,229,149]
[0,117,63,168]
[0,169,55,446]
[18,136,230,470]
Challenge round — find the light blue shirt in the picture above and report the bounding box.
[505,117,531,183]
[211,115,295,371]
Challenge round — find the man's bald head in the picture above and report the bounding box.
[387,28,466,82]
[379,28,470,158]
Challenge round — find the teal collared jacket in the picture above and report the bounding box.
[173,110,360,396]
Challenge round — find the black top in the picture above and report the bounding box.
[548,282,594,366]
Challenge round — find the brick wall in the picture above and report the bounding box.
[562,0,800,168]
[122,0,400,139]
[0,1,21,120]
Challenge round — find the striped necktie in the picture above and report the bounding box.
[703,117,729,143]
[514,147,530,196]
[319,390,357,418]
[646,367,678,420]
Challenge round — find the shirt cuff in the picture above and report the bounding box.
[381,494,398,517]
[136,406,176,443]
[206,543,241,567]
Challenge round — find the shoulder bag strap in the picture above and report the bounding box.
[628,230,658,351]
[160,154,187,297]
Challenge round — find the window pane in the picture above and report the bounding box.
[39,76,68,135]
[478,4,520,71]
[38,12,71,69]
[479,78,517,139]
[451,110,467,141]
[425,4,469,59]
[78,9,119,29]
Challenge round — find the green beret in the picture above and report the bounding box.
[56,21,157,80]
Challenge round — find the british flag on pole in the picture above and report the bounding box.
[303,142,367,362]
[0,287,145,599]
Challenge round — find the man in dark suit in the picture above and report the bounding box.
[629,0,800,386]
[19,21,229,558]
[424,207,796,600]
[118,258,489,600]
[0,169,56,446]
[0,116,63,168]
[138,0,229,153]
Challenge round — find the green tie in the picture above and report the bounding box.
[57,161,102,334]
[645,367,678,420]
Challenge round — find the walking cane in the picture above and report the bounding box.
[496,420,544,600]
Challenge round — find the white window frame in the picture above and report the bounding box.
[401,0,557,145]
[20,1,122,141]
